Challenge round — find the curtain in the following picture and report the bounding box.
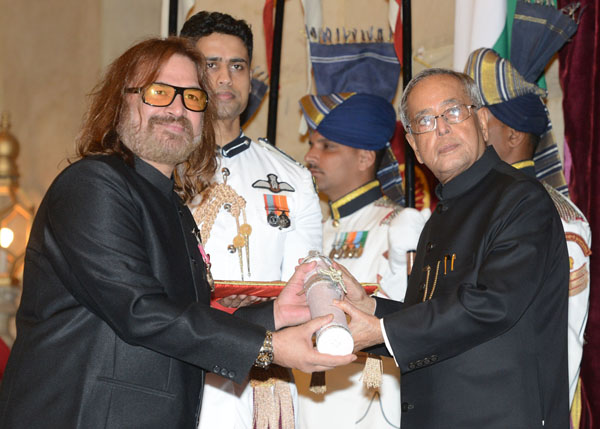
[558,0,600,426]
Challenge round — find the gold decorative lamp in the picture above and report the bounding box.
[0,111,34,345]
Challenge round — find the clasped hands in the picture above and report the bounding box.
[269,260,383,373]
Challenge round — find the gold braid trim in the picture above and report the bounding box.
[275,380,295,429]
[190,182,246,245]
[571,377,583,429]
[569,263,589,297]
[190,179,253,278]
[250,365,295,429]
[361,354,383,389]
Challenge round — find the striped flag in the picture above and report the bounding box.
[453,0,507,71]
[453,0,568,196]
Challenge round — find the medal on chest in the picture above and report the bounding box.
[263,194,292,229]
[328,230,369,260]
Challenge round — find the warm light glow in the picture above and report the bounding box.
[0,228,14,248]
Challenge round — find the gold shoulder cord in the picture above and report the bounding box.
[191,168,253,280]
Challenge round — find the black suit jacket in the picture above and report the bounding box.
[374,147,569,428]
[0,156,273,428]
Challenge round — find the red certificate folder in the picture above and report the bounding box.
[210,280,379,313]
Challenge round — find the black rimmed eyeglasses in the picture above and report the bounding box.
[125,83,208,112]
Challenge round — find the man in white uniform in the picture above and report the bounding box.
[466,48,591,410]
[297,93,428,428]
[181,11,322,429]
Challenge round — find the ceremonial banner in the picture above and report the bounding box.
[309,41,400,101]
[455,0,570,196]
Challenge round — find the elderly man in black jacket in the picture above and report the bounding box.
[0,37,354,429]
[338,68,569,428]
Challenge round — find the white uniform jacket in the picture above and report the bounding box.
[191,134,322,281]
[296,180,428,429]
[190,133,322,429]
[543,182,591,406]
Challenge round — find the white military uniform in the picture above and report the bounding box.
[516,162,591,407]
[190,133,322,429]
[543,183,591,406]
[295,180,428,429]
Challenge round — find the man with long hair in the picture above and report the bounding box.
[0,37,354,428]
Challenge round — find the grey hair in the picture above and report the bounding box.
[399,68,483,132]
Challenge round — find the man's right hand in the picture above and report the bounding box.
[272,315,356,372]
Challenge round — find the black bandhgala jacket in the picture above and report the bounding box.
[374,147,569,429]
[0,155,273,428]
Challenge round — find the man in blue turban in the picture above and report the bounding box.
[296,92,428,429]
[466,46,591,415]
[465,5,588,416]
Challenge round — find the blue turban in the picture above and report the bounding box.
[299,93,396,150]
[465,48,550,137]
[299,92,405,205]
[465,0,578,196]
[488,94,549,137]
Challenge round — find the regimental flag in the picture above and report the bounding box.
[308,41,400,102]
[455,0,570,197]
[453,0,508,70]
[295,0,407,206]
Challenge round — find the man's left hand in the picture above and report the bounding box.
[335,299,384,352]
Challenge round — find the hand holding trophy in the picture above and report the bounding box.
[301,251,354,356]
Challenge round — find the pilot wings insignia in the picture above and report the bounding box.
[252,173,295,193]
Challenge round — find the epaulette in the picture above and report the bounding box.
[374,195,400,209]
[256,137,308,170]
[542,182,587,223]
[375,196,403,226]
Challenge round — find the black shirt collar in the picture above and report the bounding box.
[221,131,251,158]
[436,145,500,201]
[329,180,383,221]
[134,157,174,197]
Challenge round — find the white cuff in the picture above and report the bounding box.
[380,318,399,367]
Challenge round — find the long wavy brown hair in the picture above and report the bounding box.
[76,36,217,203]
